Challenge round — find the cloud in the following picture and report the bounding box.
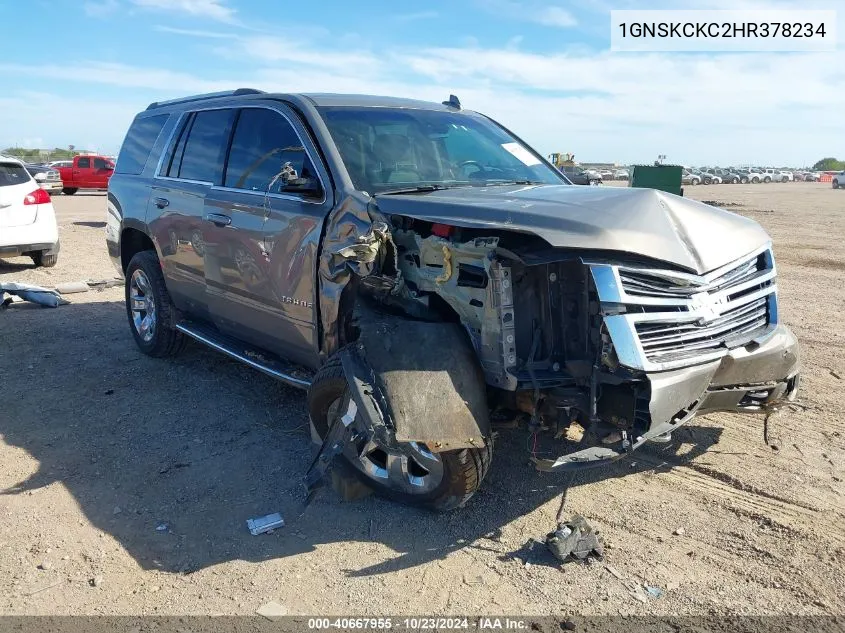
[539,6,578,27]
[478,1,578,28]
[130,0,236,23]
[84,0,119,18]
[4,29,844,165]
[154,25,235,38]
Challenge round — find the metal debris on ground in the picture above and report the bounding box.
[0,282,69,308]
[645,585,664,599]
[247,512,285,535]
[155,523,169,532]
[55,281,90,294]
[545,514,604,563]
[87,278,123,291]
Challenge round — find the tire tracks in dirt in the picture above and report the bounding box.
[634,454,845,546]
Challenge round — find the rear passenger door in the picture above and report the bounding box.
[147,108,235,319]
[203,103,332,367]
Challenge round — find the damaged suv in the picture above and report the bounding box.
[108,90,800,511]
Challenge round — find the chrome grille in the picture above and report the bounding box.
[590,244,778,371]
[619,252,764,300]
[635,296,769,363]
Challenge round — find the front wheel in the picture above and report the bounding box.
[308,354,493,512]
[764,176,772,183]
[124,250,186,357]
[62,187,78,195]
[834,180,840,189]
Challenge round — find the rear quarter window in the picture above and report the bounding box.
[115,114,169,175]
[0,163,31,187]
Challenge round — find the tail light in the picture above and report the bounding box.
[24,188,51,205]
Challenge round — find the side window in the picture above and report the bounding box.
[93,157,109,169]
[224,108,317,194]
[176,109,235,184]
[162,113,194,178]
[77,157,91,168]
[115,114,168,175]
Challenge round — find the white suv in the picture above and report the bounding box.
[760,168,791,183]
[0,156,59,267]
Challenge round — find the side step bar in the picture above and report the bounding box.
[175,321,313,390]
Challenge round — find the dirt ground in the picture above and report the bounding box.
[0,183,843,617]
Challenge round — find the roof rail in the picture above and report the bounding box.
[146,88,265,111]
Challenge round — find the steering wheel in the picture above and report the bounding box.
[457,160,485,176]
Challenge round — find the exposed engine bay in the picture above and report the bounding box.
[310,188,800,493]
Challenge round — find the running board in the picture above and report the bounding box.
[175,321,313,390]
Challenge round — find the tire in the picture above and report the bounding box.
[31,250,58,268]
[834,180,840,189]
[124,250,186,358]
[763,176,771,183]
[62,187,78,195]
[308,352,493,512]
[740,177,748,184]
[752,177,760,184]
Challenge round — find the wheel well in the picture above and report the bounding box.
[120,228,156,273]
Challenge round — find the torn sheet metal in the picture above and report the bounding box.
[317,192,392,358]
[0,282,69,308]
[351,303,490,450]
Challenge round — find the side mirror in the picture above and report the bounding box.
[281,177,322,197]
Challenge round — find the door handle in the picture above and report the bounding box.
[205,213,231,226]
[153,197,169,209]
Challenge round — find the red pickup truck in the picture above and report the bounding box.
[56,155,114,194]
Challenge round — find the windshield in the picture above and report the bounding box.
[318,106,566,194]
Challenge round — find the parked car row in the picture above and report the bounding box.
[683,167,826,185]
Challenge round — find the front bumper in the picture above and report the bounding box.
[534,323,799,472]
[38,181,63,194]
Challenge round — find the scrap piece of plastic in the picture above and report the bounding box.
[545,514,604,563]
[0,282,69,307]
[247,513,285,535]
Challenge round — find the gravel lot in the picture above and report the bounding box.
[1,183,843,617]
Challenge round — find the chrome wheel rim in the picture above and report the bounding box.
[329,397,445,495]
[129,269,156,343]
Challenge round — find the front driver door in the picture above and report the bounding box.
[203,103,332,368]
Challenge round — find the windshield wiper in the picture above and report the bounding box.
[377,184,453,196]
[477,179,543,186]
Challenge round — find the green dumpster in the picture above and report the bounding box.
[630,164,684,196]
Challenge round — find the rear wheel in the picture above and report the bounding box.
[834,180,840,189]
[31,250,58,268]
[308,354,493,512]
[124,250,186,357]
[764,176,772,183]
[62,187,78,195]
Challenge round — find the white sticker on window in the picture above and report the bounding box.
[501,142,541,166]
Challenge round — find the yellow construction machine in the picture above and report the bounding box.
[548,152,576,168]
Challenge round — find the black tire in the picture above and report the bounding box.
[764,176,771,183]
[62,187,78,195]
[308,352,493,512]
[31,250,58,268]
[124,250,186,358]
[833,180,840,189]
[732,177,740,184]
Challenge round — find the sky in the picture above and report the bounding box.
[0,0,842,166]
